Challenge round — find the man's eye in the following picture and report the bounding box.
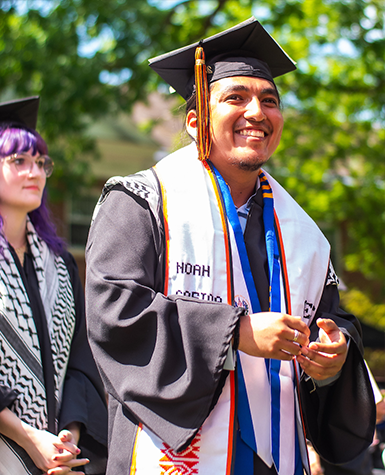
[14,158,26,166]
[264,98,278,105]
[226,94,242,101]
[36,159,45,168]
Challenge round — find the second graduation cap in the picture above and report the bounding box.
[149,17,296,100]
[0,96,40,130]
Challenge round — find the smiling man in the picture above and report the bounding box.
[191,76,284,206]
[85,18,375,475]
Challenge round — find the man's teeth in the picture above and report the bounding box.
[238,129,265,137]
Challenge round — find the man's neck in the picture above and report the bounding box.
[231,186,257,208]
[221,170,259,208]
[208,157,260,208]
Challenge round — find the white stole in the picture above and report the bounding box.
[133,143,330,475]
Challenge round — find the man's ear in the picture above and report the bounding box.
[186,109,197,139]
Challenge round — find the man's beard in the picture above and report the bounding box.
[229,155,268,172]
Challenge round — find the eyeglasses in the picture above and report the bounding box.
[1,153,54,177]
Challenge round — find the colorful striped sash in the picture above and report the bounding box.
[128,143,330,475]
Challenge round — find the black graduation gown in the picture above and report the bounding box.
[85,180,375,475]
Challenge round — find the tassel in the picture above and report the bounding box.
[194,43,211,161]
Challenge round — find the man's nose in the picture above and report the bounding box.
[244,97,266,121]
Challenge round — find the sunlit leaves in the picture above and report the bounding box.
[0,0,384,298]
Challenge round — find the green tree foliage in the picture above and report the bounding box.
[262,0,385,293]
[341,288,385,372]
[0,0,384,299]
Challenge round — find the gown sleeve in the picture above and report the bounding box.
[300,282,376,464]
[59,251,108,474]
[85,184,243,452]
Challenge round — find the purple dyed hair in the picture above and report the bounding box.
[0,123,66,255]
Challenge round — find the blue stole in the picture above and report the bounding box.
[212,165,302,475]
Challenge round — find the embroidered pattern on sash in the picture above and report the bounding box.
[159,433,201,475]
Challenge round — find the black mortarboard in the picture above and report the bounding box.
[0,96,40,129]
[149,17,296,100]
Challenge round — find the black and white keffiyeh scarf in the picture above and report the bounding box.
[0,218,76,474]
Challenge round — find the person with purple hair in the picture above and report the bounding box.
[0,97,107,475]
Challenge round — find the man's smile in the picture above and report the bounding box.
[235,128,267,138]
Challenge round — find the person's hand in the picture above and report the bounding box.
[22,426,89,474]
[297,318,347,380]
[307,441,324,475]
[238,312,310,360]
[376,399,385,424]
[0,408,88,474]
[45,429,89,474]
[46,454,89,475]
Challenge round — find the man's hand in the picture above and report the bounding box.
[238,312,310,360]
[297,318,348,380]
[307,442,324,475]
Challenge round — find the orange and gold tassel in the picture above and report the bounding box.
[194,43,211,161]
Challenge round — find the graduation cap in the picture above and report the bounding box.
[0,96,40,129]
[149,17,296,161]
[149,17,296,100]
